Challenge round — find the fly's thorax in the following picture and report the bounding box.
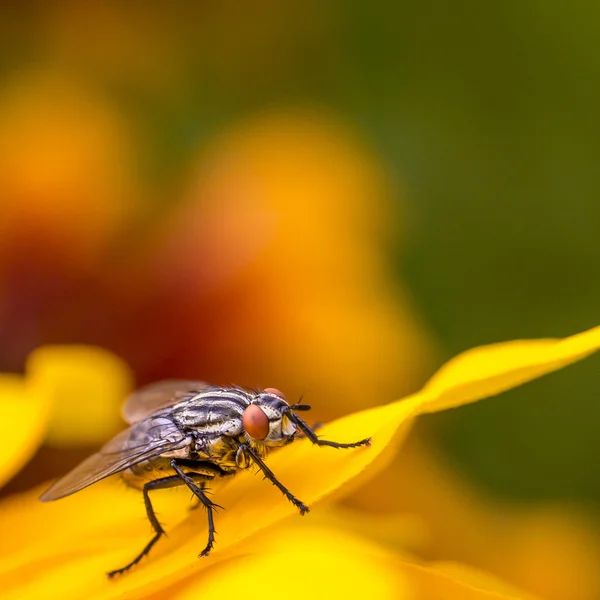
[170,387,249,437]
[168,386,299,456]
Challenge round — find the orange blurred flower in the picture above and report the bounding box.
[139,111,432,420]
[0,97,433,429]
[0,70,141,372]
[0,71,140,271]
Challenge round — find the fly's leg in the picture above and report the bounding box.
[173,460,231,511]
[239,443,309,515]
[289,414,371,449]
[107,475,183,579]
[171,459,222,558]
[107,461,223,578]
[296,421,323,438]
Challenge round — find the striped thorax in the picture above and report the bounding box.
[169,386,299,469]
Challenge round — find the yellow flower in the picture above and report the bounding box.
[1,326,599,599]
[0,375,50,490]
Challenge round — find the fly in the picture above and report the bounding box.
[39,380,371,577]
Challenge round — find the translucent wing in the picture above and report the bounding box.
[122,379,209,424]
[39,424,187,501]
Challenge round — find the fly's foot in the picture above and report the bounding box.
[198,536,215,558]
[283,489,309,515]
[107,560,139,579]
[107,567,128,579]
[292,497,310,515]
[106,531,163,579]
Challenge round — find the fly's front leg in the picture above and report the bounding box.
[170,459,222,557]
[290,413,371,449]
[296,421,323,438]
[239,443,309,515]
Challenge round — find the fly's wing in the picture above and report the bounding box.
[122,379,209,424]
[39,425,187,502]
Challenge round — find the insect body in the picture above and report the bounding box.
[40,381,370,577]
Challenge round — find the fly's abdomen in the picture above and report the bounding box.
[119,416,192,489]
[122,449,195,489]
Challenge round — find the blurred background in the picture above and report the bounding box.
[1,2,600,597]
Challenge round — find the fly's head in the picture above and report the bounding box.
[242,388,310,450]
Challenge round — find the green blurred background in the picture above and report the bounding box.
[1,2,599,506]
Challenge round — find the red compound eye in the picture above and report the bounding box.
[264,387,286,401]
[243,404,270,440]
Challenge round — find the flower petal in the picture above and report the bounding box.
[0,375,50,488]
[26,345,133,446]
[350,436,600,600]
[169,524,410,600]
[0,400,418,600]
[95,400,417,598]
[415,326,600,413]
[3,326,600,597]
[398,559,542,600]
[0,483,190,600]
[165,525,541,600]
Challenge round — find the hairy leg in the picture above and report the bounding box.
[107,474,183,578]
[170,459,222,557]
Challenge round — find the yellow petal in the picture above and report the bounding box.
[0,482,187,600]
[26,345,133,446]
[3,326,600,598]
[0,375,50,488]
[306,503,429,552]
[0,400,418,600]
[170,524,411,600]
[415,326,600,413]
[168,524,541,600]
[347,435,600,600]
[399,559,542,600]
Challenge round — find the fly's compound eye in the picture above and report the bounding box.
[264,387,286,401]
[243,404,270,440]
